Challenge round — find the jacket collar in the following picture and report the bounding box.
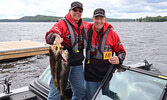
[65,13,84,30]
[93,22,114,36]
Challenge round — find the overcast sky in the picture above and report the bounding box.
[0,0,167,19]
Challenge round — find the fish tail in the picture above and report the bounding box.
[61,95,67,100]
[60,82,67,100]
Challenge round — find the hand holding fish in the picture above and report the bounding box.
[54,34,63,46]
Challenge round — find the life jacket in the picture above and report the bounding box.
[62,18,87,53]
[86,25,110,60]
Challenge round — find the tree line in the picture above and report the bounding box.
[1,15,167,22]
[136,16,167,22]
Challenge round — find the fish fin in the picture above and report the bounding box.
[53,79,57,87]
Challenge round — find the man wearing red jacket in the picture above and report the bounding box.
[84,8,126,100]
[45,1,87,100]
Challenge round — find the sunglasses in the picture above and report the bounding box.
[73,9,83,13]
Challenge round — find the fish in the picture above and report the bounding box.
[49,45,70,100]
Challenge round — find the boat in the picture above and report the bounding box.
[0,60,167,100]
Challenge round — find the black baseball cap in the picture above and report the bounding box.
[70,1,83,10]
[93,8,105,17]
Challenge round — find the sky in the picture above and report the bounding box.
[0,0,167,19]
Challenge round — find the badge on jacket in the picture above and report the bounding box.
[103,51,112,60]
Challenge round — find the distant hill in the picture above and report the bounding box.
[0,15,62,22]
[0,15,134,22]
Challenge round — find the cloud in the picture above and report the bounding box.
[0,0,167,19]
[105,0,167,18]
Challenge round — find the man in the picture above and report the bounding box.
[84,8,126,100]
[45,1,87,100]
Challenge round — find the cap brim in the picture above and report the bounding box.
[94,14,105,17]
[71,6,83,10]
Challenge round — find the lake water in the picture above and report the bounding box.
[0,22,167,93]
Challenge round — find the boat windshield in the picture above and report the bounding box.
[95,69,167,100]
[39,65,51,85]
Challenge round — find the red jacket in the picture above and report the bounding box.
[45,13,88,48]
[88,22,125,57]
[45,13,89,66]
[85,22,126,81]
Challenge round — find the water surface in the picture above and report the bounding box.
[0,22,167,93]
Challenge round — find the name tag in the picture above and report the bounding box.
[103,51,112,60]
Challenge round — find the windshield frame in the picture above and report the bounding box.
[93,65,167,100]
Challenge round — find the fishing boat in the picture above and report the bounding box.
[0,60,167,100]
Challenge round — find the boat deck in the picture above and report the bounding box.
[0,40,49,61]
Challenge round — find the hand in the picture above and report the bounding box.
[108,56,119,64]
[54,34,63,46]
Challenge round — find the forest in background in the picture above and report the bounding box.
[135,16,167,22]
[0,15,167,22]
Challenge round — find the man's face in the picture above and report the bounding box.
[93,16,106,32]
[69,7,83,23]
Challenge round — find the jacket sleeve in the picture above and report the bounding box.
[112,31,126,64]
[45,32,55,44]
[45,21,63,44]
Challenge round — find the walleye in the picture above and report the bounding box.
[49,45,69,100]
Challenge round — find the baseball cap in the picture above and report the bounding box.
[93,8,105,17]
[70,1,83,10]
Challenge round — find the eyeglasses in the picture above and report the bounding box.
[72,9,83,13]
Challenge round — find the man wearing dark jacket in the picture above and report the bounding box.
[45,1,88,100]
